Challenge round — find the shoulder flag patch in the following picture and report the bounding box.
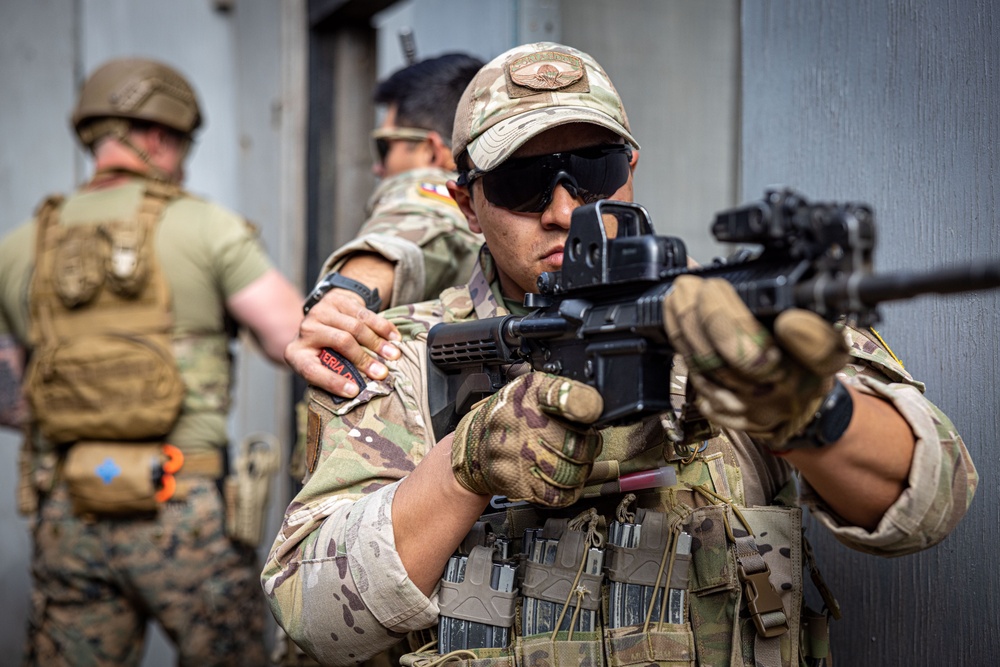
[418,182,458,207]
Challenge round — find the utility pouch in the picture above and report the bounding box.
[603,501,696,666]
[25,331,184,443]
[224,433,281,546]
[63,441,183,517]
[401,633,602,667]
[682,493,802,667]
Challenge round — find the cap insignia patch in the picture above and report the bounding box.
[505,51,589,99]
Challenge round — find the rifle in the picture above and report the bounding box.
[426,189,1000,435]
[399,28,417,66]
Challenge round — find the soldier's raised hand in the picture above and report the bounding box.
[451,372,604,507]
[285,289,400,398]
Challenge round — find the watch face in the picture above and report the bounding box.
[818,388,854,444]
[302,280,332,314]
[806,380,854,447]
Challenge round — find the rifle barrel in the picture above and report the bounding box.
[801,261,1000,311]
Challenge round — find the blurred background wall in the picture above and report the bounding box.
[0,1,994,665]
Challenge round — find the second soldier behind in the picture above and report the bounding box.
[288,53,484,397]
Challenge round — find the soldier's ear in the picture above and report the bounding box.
[448,179,481,233]
[427,131,456,171]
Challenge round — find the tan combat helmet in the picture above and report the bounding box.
[71,57,203,150]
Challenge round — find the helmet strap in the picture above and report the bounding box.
[82,119,174,183]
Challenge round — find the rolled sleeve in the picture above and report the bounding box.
[801,374,977,556]
[345,483,439,629]
[321,234,427,309]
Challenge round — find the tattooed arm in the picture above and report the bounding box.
[0,334,28,429]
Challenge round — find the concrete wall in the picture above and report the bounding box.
[0,0,306,664]
[741,1,998,664]
[0,3,76,658]
[561,0,740,263]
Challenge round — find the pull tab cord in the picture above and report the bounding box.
[415,649,478,666]
[553,508,602,641]
[615,492,637,525]
[690,483,754,541]
[641,523,684,634]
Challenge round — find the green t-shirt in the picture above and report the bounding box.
[0,178,273,451]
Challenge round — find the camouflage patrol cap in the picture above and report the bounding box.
[452,42,639,172]
[71,57,203,147]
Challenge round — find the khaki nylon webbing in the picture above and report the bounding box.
[734,534,788,667]
[28,177,181,346]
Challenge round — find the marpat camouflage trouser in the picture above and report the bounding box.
[23,478,268,667]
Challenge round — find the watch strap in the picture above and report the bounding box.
[303,271,383,314]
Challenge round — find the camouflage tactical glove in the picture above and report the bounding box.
[662,275,850,451]
[451,372,604,507]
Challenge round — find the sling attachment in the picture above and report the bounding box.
[803,533,841,620]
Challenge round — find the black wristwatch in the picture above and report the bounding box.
[303,272,382,314]
[785,379,854,448]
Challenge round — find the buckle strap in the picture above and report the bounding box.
[734,534,789,639]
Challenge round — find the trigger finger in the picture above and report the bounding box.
[551,425,602,464]
[773,310,849,376]
[696,278,779,378]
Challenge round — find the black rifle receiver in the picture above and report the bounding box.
[426,189,1000,435]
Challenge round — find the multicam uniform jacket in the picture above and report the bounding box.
[319,167,483,309]
[262,250,977,667]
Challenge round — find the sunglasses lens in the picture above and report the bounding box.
[482,174,548,213]
[374,138,390,163]
[479,146,631,212]
[371,127,433,166]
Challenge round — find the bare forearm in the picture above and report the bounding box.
[785,385,914,530]
[338,253,396,307]
[226,268,303,365]
[391,433,491,595]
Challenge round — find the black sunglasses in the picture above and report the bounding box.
[370,127,432,164]
[458,144,632,213]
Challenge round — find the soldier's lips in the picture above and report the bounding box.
[541,247,564,269]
